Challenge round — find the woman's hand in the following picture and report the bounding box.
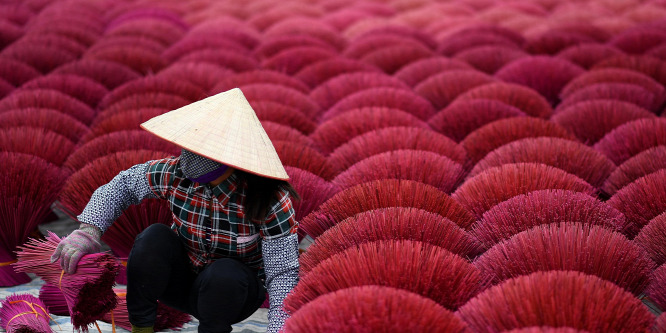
[50,224,102,274]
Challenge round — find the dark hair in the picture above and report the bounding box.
[237,170,300,221]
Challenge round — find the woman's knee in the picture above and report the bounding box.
[199,259,252,289]
[135,223,173,243]
[192,259,260,329]
[128,224,179,268]
[132,224,175,250]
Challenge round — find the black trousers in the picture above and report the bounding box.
[126,224,266,333]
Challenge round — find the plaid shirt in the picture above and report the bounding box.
[146,156,297,278]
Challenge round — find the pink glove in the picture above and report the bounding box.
[50,224,102,274]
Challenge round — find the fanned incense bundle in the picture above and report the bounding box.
[560,68,665,104]
[557,44,623,69]
[283,286,469,333]
[54,59,141,90]
[332,149,465,193]
[610,27,666,54]
[13,232,119,332]
[311,106,429,154]
[300,207,482,276]
[437,30,519,57]
[254,28,330,56]
[1,152,66,286]
[328,126,469,171]
[101,289,191,331]
[461,118,576,164]
[415,69,495,110]
[457,271,655,332]
[471,189,628,249]
[474,222,655,295]
[428,99,527,143]
[590,55,666,87]
[454,82,553,118]
[261,46,338,75]
[494,56,584,105]
[0,294,52,333]
[603,146,666,196]
[394,57,473,87]
[453,163,596,219]
[285,239,486,312]
[557,83,659,113]
[360,43,433,74]
[300,179,476,239]
[469,137,616,189]
[454,45,528,74]
[295,57,376,88]
[551,100,655,146]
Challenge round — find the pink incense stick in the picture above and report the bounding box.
[0,293,53,333]
[13,232,120,332]
[39,283,69,316]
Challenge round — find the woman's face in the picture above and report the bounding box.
[180,149,229,183]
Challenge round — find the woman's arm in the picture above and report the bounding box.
[259,189,299,332]
[78,162,158,233]
[263,233,299,332]
[52,159,173,273]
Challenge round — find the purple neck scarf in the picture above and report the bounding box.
[189,164,229,183]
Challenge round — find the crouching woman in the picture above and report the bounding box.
[51,88,300,333]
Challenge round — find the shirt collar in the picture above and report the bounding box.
[210,171,239,205]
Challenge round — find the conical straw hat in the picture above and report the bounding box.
[140,88,289,180]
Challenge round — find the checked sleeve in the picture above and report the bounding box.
[77,161,158,233]
[263,233,299,333]
[260,189,299,332]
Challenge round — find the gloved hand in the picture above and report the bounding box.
[50,223,102,274]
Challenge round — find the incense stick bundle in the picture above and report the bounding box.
[102,290,130,331]
[101,289,191,331]
[0,244,30,287]
[38,283,69,316]
[0,152,66,287]
[13,232,120,332]
[42,285,191,331]
[0,293,52,333]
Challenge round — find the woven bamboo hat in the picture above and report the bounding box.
[140,88,289,180]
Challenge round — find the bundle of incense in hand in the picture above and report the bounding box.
[39,283,69,316]
[101,289,191,331]
[0,293,53,333]
[13,232,120,332]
